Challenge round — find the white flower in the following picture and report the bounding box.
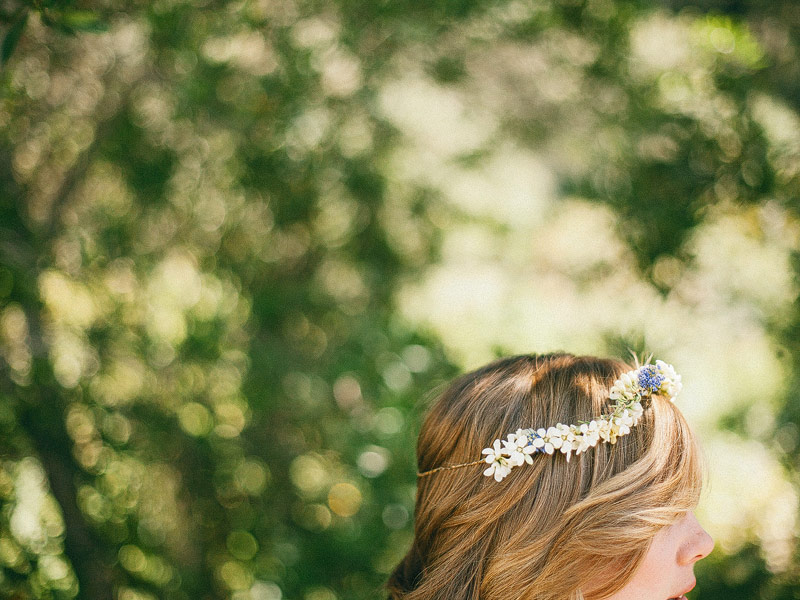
[655,360,682,399]
[560,440,574,458]
[631,402,644,419]
[598,417,618,443]
[655,360,676,378]
[482,439,513,481]
[502,431,537,466]
[482,439,504,463]
[575,434,596,454]
[574,420,601,454]
[610,369,640,400]
[484,459,511,481]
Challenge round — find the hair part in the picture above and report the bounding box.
[387,353,702,600]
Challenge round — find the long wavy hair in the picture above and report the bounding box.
[387,353,702,600]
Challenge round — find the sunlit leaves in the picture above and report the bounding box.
[3,1,800,599]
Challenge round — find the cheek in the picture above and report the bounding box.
[607,539,677,599]
[636,547,675,583]
[609,563,670,599]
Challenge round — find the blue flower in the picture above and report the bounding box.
[523,428,541,447]
[637,365,665,393]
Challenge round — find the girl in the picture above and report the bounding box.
[387,353,714,600]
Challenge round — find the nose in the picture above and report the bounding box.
[679,512,715,565]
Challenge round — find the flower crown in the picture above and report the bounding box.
[417,360,682,482]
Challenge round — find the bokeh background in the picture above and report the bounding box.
[1,0,800,598]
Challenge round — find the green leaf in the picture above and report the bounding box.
[59,10,107,33]
[1,11,29,66]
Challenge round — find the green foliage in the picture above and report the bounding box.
[1,1,800,599]
[1,11,28,66]
[1,0,107,70]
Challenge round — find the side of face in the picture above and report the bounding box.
[600,512,714,600]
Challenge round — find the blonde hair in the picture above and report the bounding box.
[387,353,702,600]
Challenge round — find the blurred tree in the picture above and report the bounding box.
[1,1,799,600]
[1,1,469,598]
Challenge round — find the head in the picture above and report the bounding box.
[387,353,713,600]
